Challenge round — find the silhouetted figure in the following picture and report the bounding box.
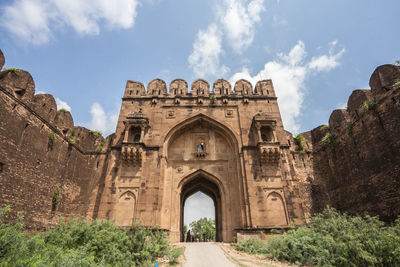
[186,230,191,242]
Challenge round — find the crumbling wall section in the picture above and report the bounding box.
[310,64,400,221]
[0,50,106,230]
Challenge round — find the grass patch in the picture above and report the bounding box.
[233,207,400,266]
[3,67,20,73]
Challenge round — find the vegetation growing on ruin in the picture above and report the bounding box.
[320,132,335,148]
[58,108,67,112]
[90,130,102,136]
[363,99,377,111]
[3,67,20,73]
[48,133,56,148]
[0,206,177,266]
[52,188,61,206]
[320,125,329,131]
[209,94,217,103]
[96,141,104,152]
[233,207,400,267]
[346,122,353,138]
[294,134,304,151]
[393,79,400,89]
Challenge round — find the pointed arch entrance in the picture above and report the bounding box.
[162,113,247,242]
[179,170,223,242]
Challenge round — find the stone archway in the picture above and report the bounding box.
[180,175,222,242]
[162,114,246,242]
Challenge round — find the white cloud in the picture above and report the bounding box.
[230,41,345,133]
[219,0,265,53]
[1,0,139,44]
[188,24,229,78]
[308,40,346,72]
[188,0,265,78]
[55,97,71,112]
[87,103,118,136]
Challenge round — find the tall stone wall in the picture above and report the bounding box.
[309,64,400,221]
[0,50,109,230]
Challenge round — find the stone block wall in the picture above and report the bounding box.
[0,50,107,230]
[309,64,400,221]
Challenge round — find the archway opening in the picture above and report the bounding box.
[183,192,215,242]
[180,176,222,242]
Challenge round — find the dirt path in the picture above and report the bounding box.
[218,243,297,267]
[182,243,236,267]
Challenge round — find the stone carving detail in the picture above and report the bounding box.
[259,143,280,165]
[194,142,206,158]
[121,145,142,166]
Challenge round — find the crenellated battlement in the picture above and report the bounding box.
[123,78,276,98]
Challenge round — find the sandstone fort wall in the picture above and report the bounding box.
[309,64,400,221]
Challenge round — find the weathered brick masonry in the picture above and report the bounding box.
[0,51,111,230]
[308,64,400,221]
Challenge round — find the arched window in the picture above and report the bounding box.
[129,126,141,143]
[260,126,273,142]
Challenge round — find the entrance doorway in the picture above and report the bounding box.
[183,191,215,242]
[180,176,222,242]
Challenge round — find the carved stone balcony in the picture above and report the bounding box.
[121,144,142,166]
[258,142,280,165]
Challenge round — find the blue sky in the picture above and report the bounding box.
[1,0,399,225]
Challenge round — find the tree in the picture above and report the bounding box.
[189,218,215,241]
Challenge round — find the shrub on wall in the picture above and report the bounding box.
[294,134,304,151]
[363,99,377,111]
[320,132,335,148]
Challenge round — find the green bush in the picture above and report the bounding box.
[320,132,335,148]
[209,94,217,103]
[363,99,377,111]
[52,188,61,206]
[69,136,75,144]
[393,79,400,89]
[90,130,102,136]
[233,237,269,255]
[0,206,171,266]
[168,247,184,265]
[294,134,304,151]
[96,141,104,152]
[320,125,329,131]
[58,108,67,112]
[48,133,56,148]
[233,207,400,267]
